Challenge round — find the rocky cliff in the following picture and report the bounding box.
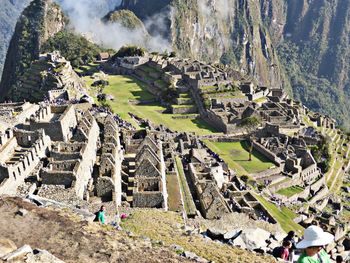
[117,0,350,127]
[0,0,31,79]
[0,0,65,99]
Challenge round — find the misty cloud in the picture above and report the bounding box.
[55,0,171,52]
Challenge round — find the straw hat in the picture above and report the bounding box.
[296,225,334,249]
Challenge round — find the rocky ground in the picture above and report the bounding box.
[0,196,278,263]
[0,197,190,263]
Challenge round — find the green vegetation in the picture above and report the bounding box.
[85,75,218,135]
[120,209,276,263]
[105,10,145,30]
[203,140,274,175]
[0,0,31,77]
[252,193,304,234]
[113,45,145,58]
[278,40,350,129]
[276,186,304,197]
[175,156,196,216]
[309,136,331,173]
[42,31,105,67]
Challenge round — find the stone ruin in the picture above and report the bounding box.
[121,130,168,210]
[0,128,51,195]
[13,51,87,102]
[0,102,39,131]
[95,115,123,205]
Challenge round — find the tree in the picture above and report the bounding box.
[114,45,145,58]
[239,116,260,161]
[42,31,103,67]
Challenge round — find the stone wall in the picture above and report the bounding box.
[171,105,197,114]
[30,105,77,142]
[0,128,51,195]
[133,192,164,208]
[188,163,231,219]
[252,141,283,166]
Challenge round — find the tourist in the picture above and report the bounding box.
[336,255,344,263]
[296,225,334,263]
[283,231,297,261]
[272,240,292,261]
[284,231,297,250]
[97,205,106,225]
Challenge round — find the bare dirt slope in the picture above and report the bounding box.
[0,197,190,263]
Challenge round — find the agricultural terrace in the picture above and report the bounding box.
[84,75,218,135]
[204,140,275,175]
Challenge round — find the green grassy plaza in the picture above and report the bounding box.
[203,140,275,175]
[276,186,304,197]
[84,75,218,135]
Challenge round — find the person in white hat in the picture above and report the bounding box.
[296,225,334,263]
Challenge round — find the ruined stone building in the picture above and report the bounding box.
[28,105,77,142]
[0,128,51,195]
[0,102,39,131]
[40,110,99,199]
[14,51,86,102]
[188,162,231,219]
[95,115,123,205]
[122,131,168,210]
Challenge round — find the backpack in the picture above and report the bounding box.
[272,246,284,258]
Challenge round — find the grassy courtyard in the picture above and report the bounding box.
[276,186,304,197]
[85,75,218,135]
[204,140,275,175]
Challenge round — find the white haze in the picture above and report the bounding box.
[55,0,171,52]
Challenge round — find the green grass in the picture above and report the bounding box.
[120,209,276,263]
[253,193,304,234]
[204,140,275,175]
[84,75,218,135]
[175,156,196,217]
[276,186,304,197]
[154,79,168,89]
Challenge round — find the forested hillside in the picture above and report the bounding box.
[0,0,31,78]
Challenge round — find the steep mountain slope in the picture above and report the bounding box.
[277,0,350,127]
[0,0,31,79]
[0,0,65,99]
[119,0,284,89]
[117,0,350,127]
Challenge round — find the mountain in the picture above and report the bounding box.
[0,0,32,79]
[0,0,65,99]
[277,0,350,128]
[116,0,350,128]
[1,0,350,127]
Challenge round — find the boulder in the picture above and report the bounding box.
[0,239,17,258]
[224,229,242,240]
[206,228,225,240]
[239,228,271,251]
[26,249,65,263]
[17,208,28,216]
[231,236,247,250]
[2,244,32,261]
[182,251,208,263]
